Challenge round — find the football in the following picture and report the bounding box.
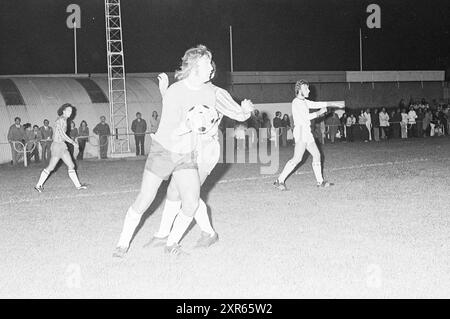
[186,104,220,134]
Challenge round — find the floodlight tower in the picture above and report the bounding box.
[104,0,132,156]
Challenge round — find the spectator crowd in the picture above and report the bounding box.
[5,111,160,165]
[317,98,449,143]
[220,97,449,147]
[5,97,449,166]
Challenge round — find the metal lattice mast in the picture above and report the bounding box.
[105,0,131,155]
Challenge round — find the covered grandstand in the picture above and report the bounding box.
[0,74,163,164]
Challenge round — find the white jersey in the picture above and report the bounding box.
[291,97,327,143]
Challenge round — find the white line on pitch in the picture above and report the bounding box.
[216,156,450,184]
[0,156,448,206]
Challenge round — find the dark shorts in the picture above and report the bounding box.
[145,138,197,180]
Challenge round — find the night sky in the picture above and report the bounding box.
[1,0,449,77]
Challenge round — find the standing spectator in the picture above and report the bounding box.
[7,117,25,166]
[67,121,78,158]
[40,119,53,164]
[281,114,291,128]
[391,109,402,139]
[313,119,326,144]
[234,121,247,150]
[31,125,42,163]
[250,109,263,137]
[358,109,368,142]
[346,113,355,142]
[430,110,438,136]
[407,106,418,138]
[24,123,40,163]
[439,106,448,136]
[416,108,424,137]
[93,116,111,159]
[400,108,408,139]
[272,111,282,146]
[281,114,291,146]
[33,125,42,162]
[77,120,89,160]
[325,109,340,143]
[340,113,348,141]
[273,111,282,128]
[261,112,272,142]
[131,112,147,156]
[363,108,372,141]
[149,111,160,133]
[422,109,432,137]
[379,107,390,140]
[372,108,380,142]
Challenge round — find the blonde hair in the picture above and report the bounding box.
[295,79,309,95]
[175,44,212,80]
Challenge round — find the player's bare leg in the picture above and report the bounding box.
[143,182,181,248]
[113,170,163,257]
[274,141,306,190]
[164,168,200,255]
[306,142,334,187]
[144,166,218,249]
[35,156,59,192]
[60,151,87,190]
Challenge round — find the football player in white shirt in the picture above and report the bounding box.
[145,62,254,249]
[35,103,87,192]
[274,80,345,190]
[113,45,217,257]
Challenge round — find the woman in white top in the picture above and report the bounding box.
[357,109,369,142]
[274,80,344,190]
[379,107,390,139]
[400,108,409,139]
[363,108,372,141]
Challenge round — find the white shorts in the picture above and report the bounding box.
[293,126,315,144]
[50,141,69,158]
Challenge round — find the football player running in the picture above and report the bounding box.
[34,103,87,192]
[113,45,218,257]
[273,80,345,191]
[144,61,254,250]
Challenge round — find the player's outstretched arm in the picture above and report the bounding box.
[305,100,328,109]
[326,101,346,108]
[215,87,253,122]
[308,107,328,120]
[157,73,169,97]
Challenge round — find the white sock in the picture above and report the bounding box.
[36,169,50,187]
[312,162,323,184]
[154,199,181,238]
[117,206,142,248]
[68,169,81,188]
[166,212,193,246]
[278,160,297,183]
[194,199,215,236]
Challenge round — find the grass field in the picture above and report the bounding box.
[0,137,449,298]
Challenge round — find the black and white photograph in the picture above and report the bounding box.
[0,0,449,303]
